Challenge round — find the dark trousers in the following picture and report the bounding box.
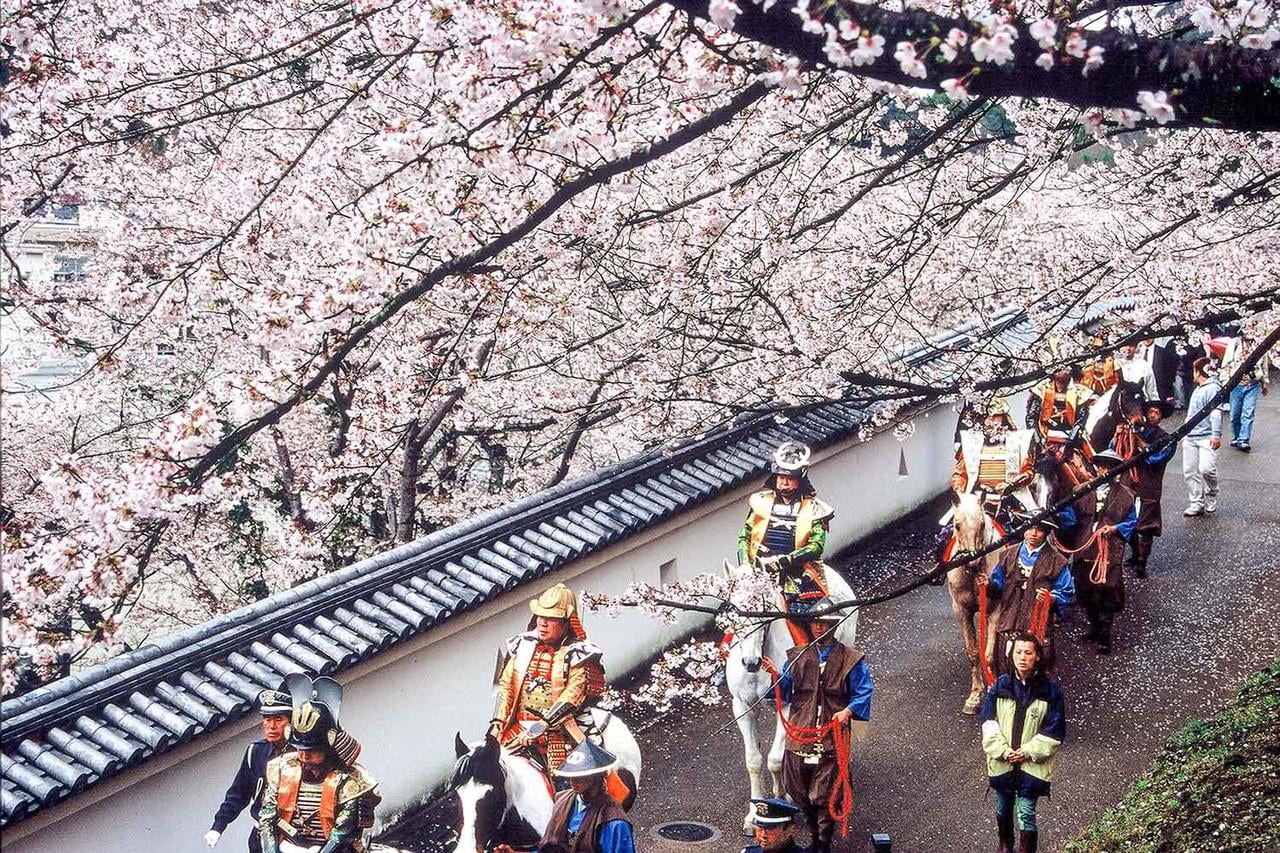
[782,750,840,846]
[247,829,262,853]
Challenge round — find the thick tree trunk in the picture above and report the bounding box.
[667,0,1280,131]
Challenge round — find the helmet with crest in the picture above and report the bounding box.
[766,441,816,496]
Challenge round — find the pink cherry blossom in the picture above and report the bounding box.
[894,41,928,78]
[1137,89,1177,124]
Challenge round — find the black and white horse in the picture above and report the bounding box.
[449,712,641,853]
[450,733,549,853]
[1083,383,1141,456]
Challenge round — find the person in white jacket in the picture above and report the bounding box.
[1223,329,1271,452]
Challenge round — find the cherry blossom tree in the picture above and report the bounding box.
[1,0,1277,694]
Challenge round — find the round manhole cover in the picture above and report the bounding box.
[653,821,720,844]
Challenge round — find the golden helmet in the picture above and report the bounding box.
[529,583,578,620]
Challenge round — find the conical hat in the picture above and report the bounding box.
[554,740,618,778]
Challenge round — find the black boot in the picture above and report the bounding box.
[1083,610,1099,643]
[996,812,1015,853]
[1134,534,1152,578]
[1018,830,1038,853]
[1096,616,1113,655]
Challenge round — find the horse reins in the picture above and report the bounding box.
[1050,529,1111,586]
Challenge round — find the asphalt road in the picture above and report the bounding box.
[386,389,1280,853]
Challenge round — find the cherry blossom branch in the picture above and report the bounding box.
[185,82,770,483]
[670,0,1280,129]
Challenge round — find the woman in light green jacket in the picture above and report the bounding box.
[979,634,1067,853]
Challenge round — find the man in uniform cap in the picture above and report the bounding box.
[1066,450,1137,655]
[205,689,292,850]
[258,685,379,853]
[492,583,608,774]
[777,599,873,853]
[740,798,804,853]
[495,741,634,853]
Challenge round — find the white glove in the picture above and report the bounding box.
[204,830,221,847]
[280,840,321,853]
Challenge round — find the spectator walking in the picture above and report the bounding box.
[1223,329,1271,452]
[980,634,1066,853]
[1182,357,1224,517]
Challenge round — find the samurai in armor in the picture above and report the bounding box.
[737,441,834,610]
[492,584,608,775]
[259,676,380,853]
[949,396,1036,525]
[1026,366,1095,447]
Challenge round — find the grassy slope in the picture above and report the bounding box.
[1065,661,1280,853]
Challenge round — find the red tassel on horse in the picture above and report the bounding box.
[976,582,996,688]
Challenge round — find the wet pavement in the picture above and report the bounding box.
[384,389,1280,853]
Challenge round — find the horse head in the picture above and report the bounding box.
[951,491,988,553]
[1032,444,1068,509]
[451,733,508,853]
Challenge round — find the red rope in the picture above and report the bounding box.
[1050,530,1110,586]
[976,581,996,688]
[1028,594,1052,642]
[761,657,856,837]
[1112,422,1140,485]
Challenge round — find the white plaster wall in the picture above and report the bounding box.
[4,397,1002,853]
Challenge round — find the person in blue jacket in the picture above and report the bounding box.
[1128,400,1177,577]
[777,599,873,853]
[515,741,634,853]
[981,518,1074,675]
[1069,449,1138,655]
[980,633,1066,853]
[205,690,291,850]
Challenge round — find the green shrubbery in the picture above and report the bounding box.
[1066,662,1280,853]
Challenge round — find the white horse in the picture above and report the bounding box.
[723,562,859,831]
[945,491,1003,715]
[449,708,641,853]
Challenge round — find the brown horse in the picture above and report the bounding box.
[945,491,1002,714]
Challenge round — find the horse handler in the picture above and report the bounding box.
[776,600,873,853]
[981,519,1074,676]
[979,634,1067,853]
[494,741,635,853]
[1129,400,1176,577]
[1068,449,1137,655]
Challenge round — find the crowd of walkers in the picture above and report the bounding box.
[955,325,1271,853]
[195,324,1270,853]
